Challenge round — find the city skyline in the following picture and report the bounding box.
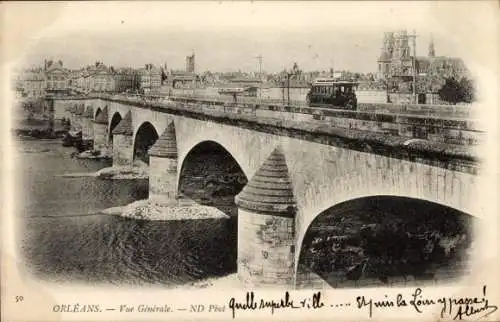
[9,2,486,74]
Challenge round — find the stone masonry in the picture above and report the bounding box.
[112,111,134,166]
[81,106,94,145]
[73,103,85,132]
[148,121,179,201]
[235,146,297,287]
[93,106,109,151]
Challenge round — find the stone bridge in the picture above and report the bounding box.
[51,95,481,289]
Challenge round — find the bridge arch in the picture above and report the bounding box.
[295,195,476,289]
[133,121,159,164]
[175,123,271,183]
[178,140,248,216]
[108,112,123,144]
[176,140,248,274]
[94,107,103,120]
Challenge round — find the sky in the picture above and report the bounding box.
[4,1,497,74]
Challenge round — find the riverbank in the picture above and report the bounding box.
[59,164,149,179]
[76,149,112,160]
[13,128,67,140]
[100,197,230,221]
[14,117,69,139]
[96,165,149,179]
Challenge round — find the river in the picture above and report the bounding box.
[17,139,237,287]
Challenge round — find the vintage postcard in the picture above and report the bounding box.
[1,1,499,321]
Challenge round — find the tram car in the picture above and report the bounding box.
[306,78,359,110]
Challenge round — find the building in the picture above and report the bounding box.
[138,64,162,94]
[82,69,92,93]
[90,62,116,92]
[15,60,70,98]
[171,71,197,88]
[44,60,70,95]
[13,59,72,98]
[67,68,85,93]
[20,68,46,98]
[376,30,470,103]
[376,30,416,83]
[68,69,81,92]
[186,53,195,73]
[114,67,139,93]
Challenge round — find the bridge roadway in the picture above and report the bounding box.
[51,93,481,289]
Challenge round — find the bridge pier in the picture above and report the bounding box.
[81,106,94,148]
[112,111,133,166]
[73,104,85,132]
[148,122,178,202]
[235,146,297,288]
[68,105,77,131]
[93,106,108,152]
[64,104,72,126]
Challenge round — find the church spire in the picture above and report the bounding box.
[428,34,435,58]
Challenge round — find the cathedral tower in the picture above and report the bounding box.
[377,32,394,79]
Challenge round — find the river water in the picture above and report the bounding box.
[17,139,237,287]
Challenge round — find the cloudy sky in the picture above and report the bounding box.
[4,1,496,74]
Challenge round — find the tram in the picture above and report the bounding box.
[306,78,359,110]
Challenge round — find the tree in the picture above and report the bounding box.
[438,77,475,104]
[459,77,474,103]
[438,77,463,104]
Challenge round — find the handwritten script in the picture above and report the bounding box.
[228,291,323,318]
[227,286,497,320]
[356,285,497,320]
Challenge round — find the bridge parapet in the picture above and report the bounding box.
[54,94,480,174]
[164,96,481,145]
[57,94,481,145]
[166,93,474,118]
